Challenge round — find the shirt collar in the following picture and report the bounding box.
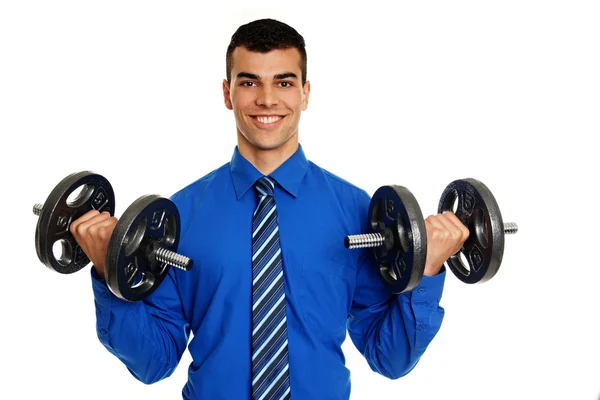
[230,143,309,200]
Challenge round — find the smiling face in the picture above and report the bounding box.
[223,46,310,158]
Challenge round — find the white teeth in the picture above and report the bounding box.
[256,116,282,124]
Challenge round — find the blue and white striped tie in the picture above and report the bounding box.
[251,176,291,400]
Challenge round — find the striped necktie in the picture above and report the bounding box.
[251,176,292,400]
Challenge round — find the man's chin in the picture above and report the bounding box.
[238,128,297,150]
[252,141,285,151]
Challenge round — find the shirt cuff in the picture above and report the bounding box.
[413,266,446,302]
[411,267,446,349]
[90,266,112,343]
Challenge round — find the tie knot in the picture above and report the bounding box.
[255,176,275,197]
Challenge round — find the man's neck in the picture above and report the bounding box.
[237,133,298,176]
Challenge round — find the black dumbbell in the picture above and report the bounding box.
[33,171,193,302]
[33,171,116,274]
[437,178,518,285]
[344,178,518,293]
[104,193,193,302]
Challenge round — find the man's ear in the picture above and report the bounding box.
[223,79,233,110]
[301,80,311,111]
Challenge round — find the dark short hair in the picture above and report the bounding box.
[226,18,307,85]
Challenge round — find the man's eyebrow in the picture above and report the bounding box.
[237,72,260,80]
[274,72,298,80]
[236,72,298,80]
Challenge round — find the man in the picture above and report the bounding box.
[70,18,468,400]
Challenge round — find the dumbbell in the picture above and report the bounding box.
[343,178,518,294]
[33,171,193,302]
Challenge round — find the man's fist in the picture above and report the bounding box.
[69,210,118,279]
[423,211,469,276]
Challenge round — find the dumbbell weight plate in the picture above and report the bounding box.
[35,171,115,274]
[438,178,504,284]
[105,194,181,302]
[369,185,427,294]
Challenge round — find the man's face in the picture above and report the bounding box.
[223,46,310,151]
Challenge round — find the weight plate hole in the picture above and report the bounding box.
[474,208,489,249]
[395,212,410,252]
[370,201,382,231]
[52,239,72,267]
[457,252,471,276]
[129,272,145,288]
[162,214,177,247]
[452,192,458,213]
[66,184,94,208]
[124,217,148,257]
[130,270,155,291]
[441,189,459,213]
[449,251,471,276]
[380,261,398,283]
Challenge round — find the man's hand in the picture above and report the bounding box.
[69,210,118,280]
[423,211,469,276]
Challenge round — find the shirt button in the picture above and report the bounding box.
[417,325,426,331]
[418,288,426,294]
[102,292,109,298]
[99,328,107,335]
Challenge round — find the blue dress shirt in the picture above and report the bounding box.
[91,144,446,399]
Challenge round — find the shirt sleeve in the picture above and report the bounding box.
[346,190,446,379]
[89,189,196,384]
[91,266,190,384]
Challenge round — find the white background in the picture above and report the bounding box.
[1,1,599,399]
